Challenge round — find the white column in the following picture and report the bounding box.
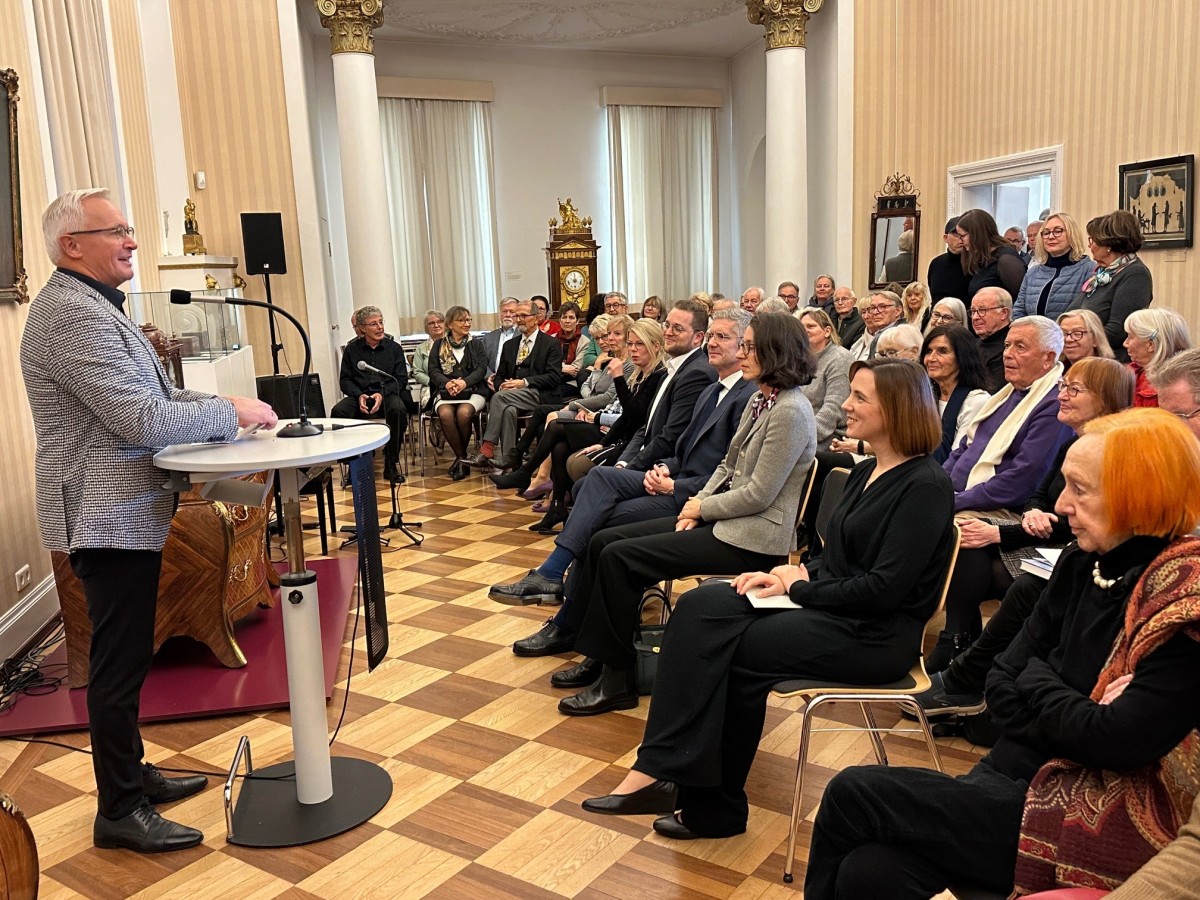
[748,0,823,292]
[317,1,398,321]
[765,46,808,291]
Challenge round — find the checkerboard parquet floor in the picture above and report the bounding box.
[1,452,988,898]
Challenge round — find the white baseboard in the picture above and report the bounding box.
[0,575,61,664]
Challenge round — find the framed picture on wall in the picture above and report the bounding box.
[1118,154,1194,250]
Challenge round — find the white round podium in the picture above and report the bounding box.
[155,419,391,846]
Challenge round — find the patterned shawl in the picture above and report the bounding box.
[1011,536,1200,896]
[437,332,471,375]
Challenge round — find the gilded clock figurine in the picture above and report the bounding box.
[563,268,586,294]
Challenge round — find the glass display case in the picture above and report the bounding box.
[128,289,245,360]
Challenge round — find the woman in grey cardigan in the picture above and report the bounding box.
[1067,210,1153,362]
[798,308,851,449]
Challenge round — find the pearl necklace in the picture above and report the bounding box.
[1092,562,1120,590]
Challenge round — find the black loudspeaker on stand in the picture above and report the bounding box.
[241,212,287,375]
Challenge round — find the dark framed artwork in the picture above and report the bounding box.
[1,68,27,304]
[1119,154,1194,249]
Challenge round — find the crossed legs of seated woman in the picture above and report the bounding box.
[493,417,601,532]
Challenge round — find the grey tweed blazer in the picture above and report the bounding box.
[20,270,238,552]
[695,386,817,557]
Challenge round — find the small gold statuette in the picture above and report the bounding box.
[205,274,219,290]
[557,197,583,231]
[182,198,207,255]
[233,272,248,289]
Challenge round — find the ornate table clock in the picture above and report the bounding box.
[545,197,600,312]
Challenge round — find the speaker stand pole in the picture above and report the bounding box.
[261,272,284,376]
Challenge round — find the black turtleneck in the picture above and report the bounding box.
[58,267,126,312]
[984,535,1200,782]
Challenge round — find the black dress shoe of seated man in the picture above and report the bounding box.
[93,801,203,852]
[142,763,207,804]
[550,657,602,688]
[512,619,576,657]
[581,779,677,816]
[490,570,563,606]
[558,665,638,716]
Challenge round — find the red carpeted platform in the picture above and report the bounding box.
[0,556,358,738]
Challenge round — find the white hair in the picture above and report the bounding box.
[742,286,765,302]
[1125,308,1193,372]
[756,297,791,315]
[877,323,924,354]
[1010,314,1064,356]
[43,188,110,264]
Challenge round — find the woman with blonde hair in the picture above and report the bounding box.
[799,308,852,450]
[901,282,933,331]
[1057,308,1115,368]
[428,306,490,480]
[1014,212,1094,320]
[1124,307,1193,407]
[492,318,667,533]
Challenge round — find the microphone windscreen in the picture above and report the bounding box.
[357,360,369,371]
[169,288,192,305]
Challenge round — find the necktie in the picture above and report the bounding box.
[517,338,531,364]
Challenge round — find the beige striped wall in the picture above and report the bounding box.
[170,0,308,375]
[853,0,1200,330]
[109,0,160,291]
[0,4,54,619]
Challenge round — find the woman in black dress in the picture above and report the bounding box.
[956,208,1027,302]
[580,358,954,840]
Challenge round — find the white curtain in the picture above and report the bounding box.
[32,0,120,194]
[379,98,500,327]
[608,105,717,302]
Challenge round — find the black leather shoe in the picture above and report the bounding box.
[550,657,602,689]
[491,570,564,606]
[652,813,703,840]
[449,459,469,481]
[142,763,206,804]
[94,801,204,852]
[558,665,638,716]
[490,468,532,491]
[582,779,677,816]
[513,619,577,657]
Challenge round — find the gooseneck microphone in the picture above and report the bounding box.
[170,288,322,438]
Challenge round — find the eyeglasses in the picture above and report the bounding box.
[930,311,956,323]
[1040,227,1066,238]
[867,304,897,314]
[626,339,646,350]
[705,330,736,342]
[1057,380,1091,398]
[970,305,1004,317]
[68,225,136,240]
[737,340,757,355]
[517,311,538,319]
[604,303,626,310]
[663,323,692,335]
[1061,329,1088,342]
[778,294,799,301]
[876,348,904,358]
[954,231,969,240]
[1172,407,1200,421]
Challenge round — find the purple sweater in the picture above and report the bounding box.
[943,388,1073,511]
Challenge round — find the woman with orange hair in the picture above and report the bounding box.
[806,408,1200,900]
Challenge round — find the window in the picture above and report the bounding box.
[607,105,717,302]
[378,99,500,318]
[948,145,1063,228]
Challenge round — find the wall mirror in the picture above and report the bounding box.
[868,173,920,291]
[1,69,27,304]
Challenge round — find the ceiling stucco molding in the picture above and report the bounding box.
[382,0,746,44]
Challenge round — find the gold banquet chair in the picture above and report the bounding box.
[771,521,962,884]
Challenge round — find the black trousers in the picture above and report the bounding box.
[70,548,162,819]
[330,393,407,464]
[567,519,778,671]
[943,546,1012,635]
[634,582,919,837]
[805,760,1025,899]
[944,571,1045,694]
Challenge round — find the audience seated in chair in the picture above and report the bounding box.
[489,309,755,636]
[479,296,520,378]
[491,317,663,533]
[543,313,817,717]
[578,357,954,842]
[804,408,1200,900]
[797,308,852,450]
[410,309,444,411]
[428,305,490,481]
[971,286,1015,392]
[1122,307,1191,408]
[927,356,1136,673]
[330,304,411,483]
[469,299,563,471]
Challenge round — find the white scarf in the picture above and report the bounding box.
[963,361,1063,489]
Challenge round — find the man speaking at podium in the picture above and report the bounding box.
[20,189,277,853]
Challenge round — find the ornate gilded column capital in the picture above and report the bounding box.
[316,0,385,55]
[746,0,824,50]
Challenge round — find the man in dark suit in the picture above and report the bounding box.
[471,299,563,469]
[330,305,410,482]
[491,308,751,656]
[20,189,277,852]
[616,298,716,471]
[479,296,520,377]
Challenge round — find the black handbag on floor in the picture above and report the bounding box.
[633,592,673,695]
